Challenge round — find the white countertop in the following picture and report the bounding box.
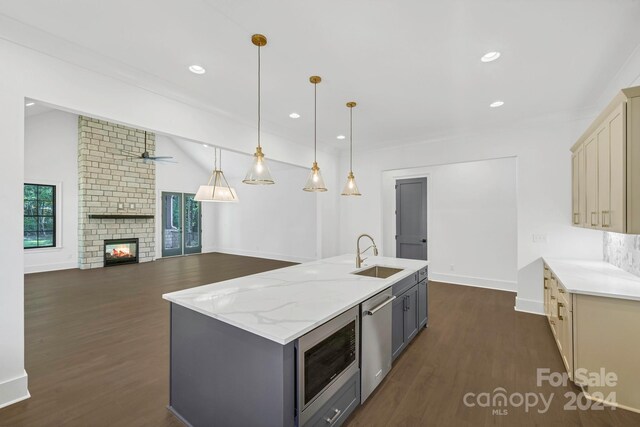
[163,254,429,345]
[543,257,640,301]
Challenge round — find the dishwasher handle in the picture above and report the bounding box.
[364,296,396,316]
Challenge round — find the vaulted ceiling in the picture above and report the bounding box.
[4,0,640,150]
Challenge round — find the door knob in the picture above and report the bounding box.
[421,239,427,243]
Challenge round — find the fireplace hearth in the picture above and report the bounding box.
[104,238,139,267]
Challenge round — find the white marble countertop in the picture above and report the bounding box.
[163,254,429,345]
[543,257,640,301]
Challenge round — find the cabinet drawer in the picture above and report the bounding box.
[556,281,572,312]
[303,370,360,427]
[418,267,428,281]
[392,273,417,297]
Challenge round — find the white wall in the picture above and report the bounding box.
[23,116,318,268]
[24,117,218,272]
[0,38,339,408]
[339,114,604,315]
[155,135,216,256]
[380,157,518,291]
[24,110,78,273]
[214,167,318,263]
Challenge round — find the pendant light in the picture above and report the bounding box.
[303,76,327,192]
[341,102,361,196]
[243,34,275,185]
[195,147,239,203]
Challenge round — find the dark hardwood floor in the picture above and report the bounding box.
[0,253,295,427]
[345,281,640,427]
[1,253,638,426]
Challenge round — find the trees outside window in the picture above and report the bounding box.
[24,184,56,249]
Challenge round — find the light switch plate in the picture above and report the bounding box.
[532,233,548,243]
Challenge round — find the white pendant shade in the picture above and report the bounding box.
[195,170,239,203]
[243,147,274,184]
[303,162,327,192]
[196,147,238,203]
[304,76,327,192]
[341,172,361,196]
[341,101,362,196]
[244,34,275,185]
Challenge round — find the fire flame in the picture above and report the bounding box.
[111,245,131,258]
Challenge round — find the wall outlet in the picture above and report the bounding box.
[129,203,136,210]
[532,233,548,243]
[117,202,124,210]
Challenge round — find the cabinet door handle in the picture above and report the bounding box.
[325,408,341,424]
[557,302,564,320]
[602,210,610,228]
[550,320,555,325]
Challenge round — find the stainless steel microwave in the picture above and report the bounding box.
[297,306,359,424]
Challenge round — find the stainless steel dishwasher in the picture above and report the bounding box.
[360,288,395,402]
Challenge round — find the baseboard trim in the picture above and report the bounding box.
[24,261,77,274]
[514,297,544,315]
[429,272,517,292]
[0,371,30,409]
[213,247,316,264]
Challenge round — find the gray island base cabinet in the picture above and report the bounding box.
[169,303,296,427]
[392,267,428,361]
[163,255,429,427]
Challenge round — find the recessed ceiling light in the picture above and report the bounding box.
[25,102,35,107]
[289,112,300,119]
[189,65,206,74]
[336,135,346,140]
[490,101,505,108]
[481,51,501,63]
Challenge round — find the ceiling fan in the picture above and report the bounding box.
[120,131,176,164]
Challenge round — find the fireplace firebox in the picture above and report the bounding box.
[104,238,139,267]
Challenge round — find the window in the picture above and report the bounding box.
[24,183,56,249]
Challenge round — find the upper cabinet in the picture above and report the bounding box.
[571,86,640,234]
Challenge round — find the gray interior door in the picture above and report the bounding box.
[395,178,428,260]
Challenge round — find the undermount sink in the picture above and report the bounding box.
[352,266,404,279]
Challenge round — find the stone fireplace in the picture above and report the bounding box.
[78,116,156,269]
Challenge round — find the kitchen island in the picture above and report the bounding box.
[163,254,428,427]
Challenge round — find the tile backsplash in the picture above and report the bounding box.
[604,232,640,277]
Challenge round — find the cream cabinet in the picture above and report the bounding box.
[572,145,586,226]
[571,86,640,233]
[544,267,573,380]
[543,261,640,413]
